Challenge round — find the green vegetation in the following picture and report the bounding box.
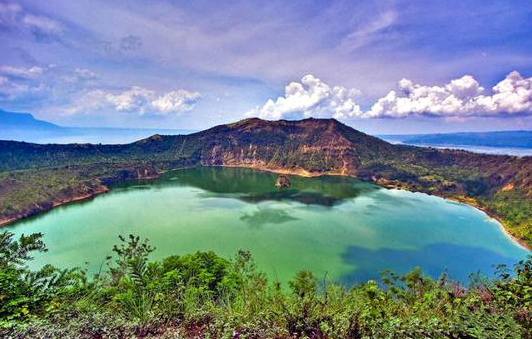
[0,162,159,223]
[483,191,532,245]
[1,117,532,247]
[1,231,532,339]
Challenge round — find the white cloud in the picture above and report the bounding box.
[151,90,201,114]
[245,71,532,120]
[75,68,96,79]
[474,71,532,114]
[60,68,98,84]
[246,74,362,120]
[22,14,63,34]
[0,65,43,78]
[0,2,63,36]
[0,65,47,99]
[341,11,397,51]
[366,71,532,118]
[0,64,100,102]
[69,87,201,116]
[0,74,44,99]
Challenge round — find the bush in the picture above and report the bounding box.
[2,231,531,338]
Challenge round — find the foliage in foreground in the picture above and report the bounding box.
[1,231,532,339]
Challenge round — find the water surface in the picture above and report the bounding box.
[7,167,529,285]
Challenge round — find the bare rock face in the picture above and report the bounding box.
[275,175,291,188]
[194,118,372,176]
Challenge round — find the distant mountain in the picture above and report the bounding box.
[0,109,62,131]
[382,130,532,149]
[0,109,193,144]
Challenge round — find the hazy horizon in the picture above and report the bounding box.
[3,107,532,155]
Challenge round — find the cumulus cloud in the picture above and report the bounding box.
[246,74,362,120]
[366,71,532,118]
[0,63,199,118]
[69,87,201,116]
[246,71,532,121]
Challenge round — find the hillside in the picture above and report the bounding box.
[1,117,532,245]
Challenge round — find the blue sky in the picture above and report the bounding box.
[1,0,532,134]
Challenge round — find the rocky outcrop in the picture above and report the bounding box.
[101,164,159,185]
[192,118,376,176]
[275,175,291,188]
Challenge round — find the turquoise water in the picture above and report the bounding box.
[6,167,529,285]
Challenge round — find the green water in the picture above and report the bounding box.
[7,167,529,285]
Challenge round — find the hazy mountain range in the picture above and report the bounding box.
[0,109,192,144]
[382,131,532,149]
[2,109,531,154]
[0,109,61,131]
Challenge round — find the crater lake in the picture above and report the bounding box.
[6,167,529,285]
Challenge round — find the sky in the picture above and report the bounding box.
[1,0,532,134]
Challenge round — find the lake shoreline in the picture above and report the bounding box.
[0,187,110,228]
[477,205,531,251]
[2,165,530,252]
[434,195,531,251]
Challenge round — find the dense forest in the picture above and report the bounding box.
[1,231,532,339]
[1,118,531,246]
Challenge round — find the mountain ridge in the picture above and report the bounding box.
[1,117,531,246]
